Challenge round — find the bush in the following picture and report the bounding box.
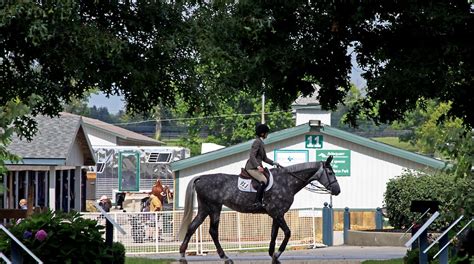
[111,242,126,264]
[0,211,125,263]
[384,170,460,230]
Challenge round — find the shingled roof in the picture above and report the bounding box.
[7,114,95,166]
[61,112,163,146]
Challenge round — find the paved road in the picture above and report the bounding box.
[137,246,407,263]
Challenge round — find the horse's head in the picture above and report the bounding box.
[314,156,341,195]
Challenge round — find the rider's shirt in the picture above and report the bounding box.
[245,137,275,170]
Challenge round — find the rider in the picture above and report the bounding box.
[245,123,280,207]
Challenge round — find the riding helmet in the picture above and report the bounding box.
[255,124,270,136]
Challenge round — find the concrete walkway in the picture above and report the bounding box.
[136,246,407,263]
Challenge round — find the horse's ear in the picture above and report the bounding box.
[326,155,333,165]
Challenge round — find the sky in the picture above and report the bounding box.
[88,92,125,114]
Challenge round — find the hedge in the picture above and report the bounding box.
[384,170,459,230]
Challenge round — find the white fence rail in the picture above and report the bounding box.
[82,208,324,255]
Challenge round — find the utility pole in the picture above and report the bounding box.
[261,93,265,124]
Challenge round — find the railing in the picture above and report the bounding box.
[81,207,380,255]
[0,224,43,264]
[82,208,327,255]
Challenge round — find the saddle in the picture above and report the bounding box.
[238,168,272,192]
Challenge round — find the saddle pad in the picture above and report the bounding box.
[237,171,274,193]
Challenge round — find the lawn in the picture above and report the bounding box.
[126,257,174,264]
[362,259,403,264]
[372,137,418,152]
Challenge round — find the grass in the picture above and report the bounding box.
[362,259,403,264]
[126,257,174,264]
[372,137,418,152]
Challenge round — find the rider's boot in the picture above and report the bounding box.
[253,181,266,207]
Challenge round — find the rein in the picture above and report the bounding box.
[283,166,331,194]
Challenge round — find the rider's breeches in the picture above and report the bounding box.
[247,169,267,185]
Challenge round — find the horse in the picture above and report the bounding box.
[151,179,173,206]
[178,156,340,263]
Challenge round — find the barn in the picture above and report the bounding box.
[171,110,446,211]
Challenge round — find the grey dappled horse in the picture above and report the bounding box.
[178,156,340,263]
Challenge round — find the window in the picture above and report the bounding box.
[147,153,172,163]
[96,162,105,173]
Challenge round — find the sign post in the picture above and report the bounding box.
[94,202,126,246]
[405,211,440,264]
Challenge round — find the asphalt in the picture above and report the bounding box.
[135,246,408,263]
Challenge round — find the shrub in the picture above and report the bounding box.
[384,170,459,230]
[111,242,126,264]
[0,211,125,263]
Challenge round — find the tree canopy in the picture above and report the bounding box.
[1,0,473,141]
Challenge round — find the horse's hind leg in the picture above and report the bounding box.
[179,211,208,258]
[209,209,231,261]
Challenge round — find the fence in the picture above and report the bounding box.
[82,207,379,255]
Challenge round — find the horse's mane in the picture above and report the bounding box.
[283,161,319,173]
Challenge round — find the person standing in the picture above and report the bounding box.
[19,199,28,210]
[98,195,112,212]
[245,124,279,207]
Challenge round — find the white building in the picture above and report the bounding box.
[171,104,445,210]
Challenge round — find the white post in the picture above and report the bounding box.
[237,212,242,250]
[312,207,316,248]
[14,171,19,208]
[48,166,56,210]
[74,166,82,211]
[261,93,265,124]
[34,171,38,207]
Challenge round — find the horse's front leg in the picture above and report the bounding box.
[272,215,291,262]
[269,218,279,257]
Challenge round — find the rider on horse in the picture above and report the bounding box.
[245,123,280,207]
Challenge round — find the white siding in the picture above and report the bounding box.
[66,138,85,166]
[176,132,435,210]
[85,126,117,146]
[295,109,331,126]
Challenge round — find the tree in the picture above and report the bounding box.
[172,92,294,155]
[189,1,473,127]
[2,1,473,149]
[392,100,465,157]
[1,1,198,140]
[0,95,40,176]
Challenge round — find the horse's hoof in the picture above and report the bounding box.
[178,257,188,264]
[224,259,234,264]
[272,251,282,261]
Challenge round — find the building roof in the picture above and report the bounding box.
[6,114,95,166]
[171,123,447,171]
[62,112,163,146]
[292,85,321,106]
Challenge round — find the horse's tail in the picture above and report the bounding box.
[178,177,197,241]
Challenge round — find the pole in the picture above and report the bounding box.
[105,219,113,247]
[343,207,350,244]
[375,207,383,230]
[261,93,265,124]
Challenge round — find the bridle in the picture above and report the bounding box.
[283,162,338,194]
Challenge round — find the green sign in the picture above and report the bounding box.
[305,135,323,149]
[316,150,351,176]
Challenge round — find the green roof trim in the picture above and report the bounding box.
[320,126,446,169]
[171,123,447,171]
[170,124,311,171]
